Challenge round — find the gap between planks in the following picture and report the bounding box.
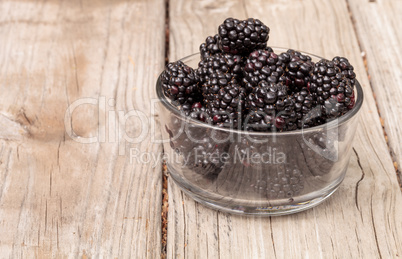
[161,0,170,258]
[345,0,402,190]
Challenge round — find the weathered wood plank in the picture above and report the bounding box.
[167,0,402,258]
[0,0,165,257]
[347,0,402,182]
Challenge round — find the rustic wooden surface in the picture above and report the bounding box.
[347,0,402,182]
[0,0,401,258]
[0,0,165,257]
[167,0,402,258]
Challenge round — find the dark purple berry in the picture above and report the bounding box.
[161,61,201,105]
[218,18,270,55]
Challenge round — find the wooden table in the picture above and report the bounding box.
[0,0,401,258]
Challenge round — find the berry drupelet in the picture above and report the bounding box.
[161,61,200,105]
[218,18,270,55]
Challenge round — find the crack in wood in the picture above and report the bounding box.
[353,148,365,214]
[181,191,186,259]
[45,200,48,233]
[269,217,277,259]
[0,113,28,140]
[71,45,81,93]
[370,195,383,259]
[0,148,12,203]
[19,109,32,126]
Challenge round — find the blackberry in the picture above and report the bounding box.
[332,56,356,84]
[165,118,194,154]
[293,88,317,128]
[283,49,314,92]
[190,141,227,172]
[218,18,270,55]
[294,130,338,179]
[243,49,288,92]
[244,81,297,131]
[200,34,221,60]
[180,102,210,123]
[204,72,246,128]
[276,95,298,131]
[161,61,200,105]
[168,125,229,180]
[309,59,355,119]
[196,52,243,84]
[245,81,288,111]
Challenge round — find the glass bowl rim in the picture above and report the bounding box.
[156,47,364,136]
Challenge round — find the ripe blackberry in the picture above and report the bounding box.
[276,96,298,131]
[204,72,246,128]
[293,88,317,128]
[244,81,297,131]
[243,49,288,92]
[218,18,270,55]
[167,124,229,179]
[184,138,232,181]
[284,49,314,92]
[190,141,227,170]
[332,56,356,84]
[294,130,338,178]
[309,59,355,119]
[200,34,221,60]
[245,81,287,111]
[196,52,243,84]
[180,102,210,123]
[161,61,201,105]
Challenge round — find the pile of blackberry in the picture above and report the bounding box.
[161,17,357,132]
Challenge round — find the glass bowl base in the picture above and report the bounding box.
[169,165,343,216]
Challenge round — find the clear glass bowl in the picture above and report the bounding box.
[156,48,364,216]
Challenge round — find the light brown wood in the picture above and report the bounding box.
[0,0,165,257]
[167,0,402,258]
[347,0,402,181]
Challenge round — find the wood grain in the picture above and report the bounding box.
[0,0,165,257]
[347,0,402,182]
[167,0,402,258]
